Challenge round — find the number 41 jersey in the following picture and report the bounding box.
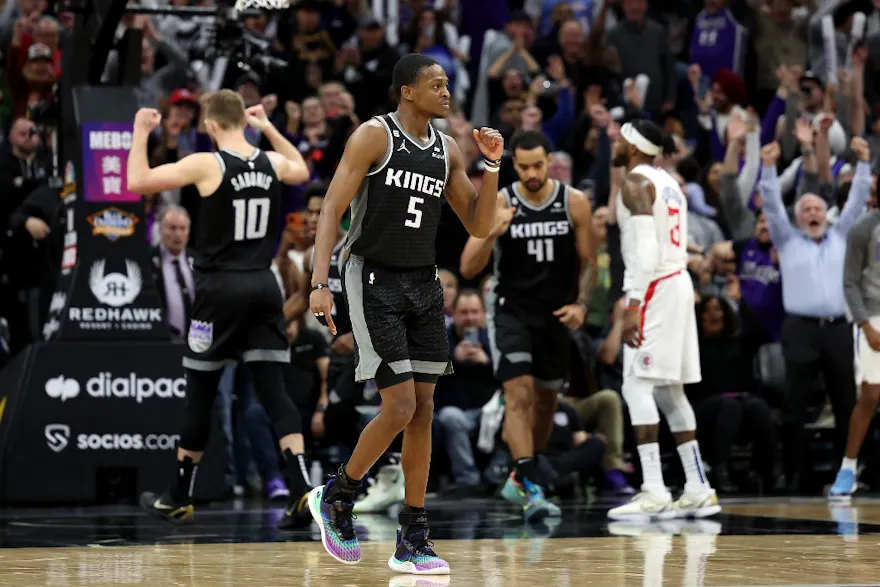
[493,180,578,310]
[193,148,282,272]
[346,113,450,268]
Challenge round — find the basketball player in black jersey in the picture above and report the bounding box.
[125,90,317,529]
[307,54,503,574]
[460,130,597,522]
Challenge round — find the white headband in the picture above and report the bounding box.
[620,122,661,157]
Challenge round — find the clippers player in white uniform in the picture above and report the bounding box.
[125,91,317,529]
[608,120,720,520]
[308,54,503,574]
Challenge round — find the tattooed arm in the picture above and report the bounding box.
[619,172,657,348]
[552,187,597,330]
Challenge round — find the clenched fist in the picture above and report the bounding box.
[851,136,870,162]
[245,104,272,132]
[472,127,504,160]
[491,206,516,237]
[761,142,781,167]
[134,108,161,133]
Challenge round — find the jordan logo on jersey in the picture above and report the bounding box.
[384,168,445,198]
[230,171,273,192]
[509,220,570,239]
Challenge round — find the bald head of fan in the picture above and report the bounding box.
[612,119,677,168]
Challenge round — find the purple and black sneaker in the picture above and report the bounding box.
[308,481,361,564]
[388,526,450,575]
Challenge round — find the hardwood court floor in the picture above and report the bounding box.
[1,498,880,586]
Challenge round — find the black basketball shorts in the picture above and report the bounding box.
[344,255,452,384]
[487,298,570,390]
[183,269,290,371]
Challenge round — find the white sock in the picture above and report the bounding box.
[677,440,709,493]
[841,457,858,472]
[637,443,668,496]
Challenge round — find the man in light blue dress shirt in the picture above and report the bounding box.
[758,137,873,493]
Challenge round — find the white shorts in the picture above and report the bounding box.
[855,317,880,384]
[623,271,701,385]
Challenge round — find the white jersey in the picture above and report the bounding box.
[616,164,689,293]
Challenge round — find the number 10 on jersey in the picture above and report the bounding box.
[233,197,270,241]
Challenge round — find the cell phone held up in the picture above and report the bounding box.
[463,327,480,345]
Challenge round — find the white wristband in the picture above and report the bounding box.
[484,165,499,173]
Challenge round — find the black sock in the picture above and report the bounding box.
[324,463,361,502]
[514,457,538,485]
[399,504,427,535]
[170,456,198,503]
[283,449,312,496]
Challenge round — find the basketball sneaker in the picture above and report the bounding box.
[522,478,562,522]
[828,469,857,501]
[354,464,406,513]
[265,477,290,502]
[388,526,450,575]
[277,490,313,530]
[607,489,676,521]
[500,472,528,506]
[308,482,361,564]
[672,488,721,518]
[139,491,194,525]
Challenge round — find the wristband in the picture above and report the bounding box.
[484,165,499,173]
[311,283,329,292]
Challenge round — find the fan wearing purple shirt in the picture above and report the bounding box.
[708,211,784,344]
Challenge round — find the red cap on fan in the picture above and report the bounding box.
[170,88,198,106]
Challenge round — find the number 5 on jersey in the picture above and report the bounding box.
[233,197,270,241]
[405,196,424,229]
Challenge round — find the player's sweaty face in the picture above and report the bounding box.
[513,146,550,193]
[414,65,451,118]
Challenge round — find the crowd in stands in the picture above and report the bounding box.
[2,0,880,505]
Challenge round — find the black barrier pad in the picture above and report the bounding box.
[0,341,226,504]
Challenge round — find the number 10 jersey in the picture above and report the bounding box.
[193,148,282,273]
[616,163,689,295]
[346,113,450,269]
[493,180,578,311]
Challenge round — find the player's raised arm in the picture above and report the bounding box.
[445,128,505,238]
[245,104,310,185]
[309,120,388,334]
[553,188,598,330]
[459,192,515,279]
[127,108,214,195]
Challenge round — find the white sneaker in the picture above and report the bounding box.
[672,488,721,518]
[607,490,676,521]
[354,464,405,513]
